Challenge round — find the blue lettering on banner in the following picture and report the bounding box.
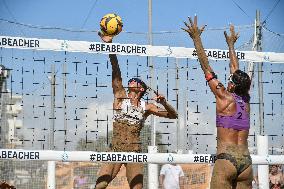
[264,53,270,61]
[0,150,40,160]
[167,154,174,162]
[61,40,68,50]
[0,37,40,48]
[193,155,217,163]
[62,151,69,161]
[90,153,147,163]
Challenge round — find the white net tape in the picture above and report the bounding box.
[1,35,284,62]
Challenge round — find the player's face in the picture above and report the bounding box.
[227,74,235,92]
[271,165,278,174]
[128,80,142,92]
[227,82,235,92]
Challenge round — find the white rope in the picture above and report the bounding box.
[1,35,284,63]
[1,149,283,164]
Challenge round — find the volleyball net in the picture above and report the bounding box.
[0,20,284,189]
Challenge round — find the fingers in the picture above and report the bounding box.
[183,21,194,34]
[98,31,109,43]
[148,86,159,95]
[225,24,240,41]
[151,95,165,101]
[224,31,228,38]
[157,96,166,104]
[236,32,240,40]
[99,33,113,43]
[230,24,235,35]
[181,27,188,32]
[188,16,194,27]
[185,15,207,37]
[157,95,165,101]
[194,15,197,26]
[181,27,193,35]
[200,24,207,33]
[152,89,159,96]
[151,97,157,101]
[153,91,162,96]
[151,96,160,102]
[183,21,190,28]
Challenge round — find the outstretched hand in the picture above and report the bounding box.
[182,15,206,39]
[98,31,113,43]
[224,25,239,46]
[152,94,166,104]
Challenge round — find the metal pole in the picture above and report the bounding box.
[175,59,181,153]
[50,64,55,150]
[247,18,257,80]
[256,10,264,135]
[63,63,67,149]
[47,65,56,189]
[183,89,189,152]
[148,0,153,47]
[256,11,264,135]
[0,67,8,148]
[47,161,56,189]
[257,135,269,189]
[148,0,156,146]
[148,1,158,189]
[255,10,269,189]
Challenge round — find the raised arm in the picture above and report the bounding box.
[98,32,126,107]
[109,54,126,99]
[146,94,178,119]
[182,16,212,75]
[224,25,239,74]
[182,15,226,99]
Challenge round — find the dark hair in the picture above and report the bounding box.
[128,78,148,97]
[232,70,251,102]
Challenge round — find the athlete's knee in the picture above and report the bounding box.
[129,174,143,189]
[95,175,112,189]
[95,181,108,189]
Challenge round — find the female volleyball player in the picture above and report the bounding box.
[183,16,253,188]
[95,32,178,189]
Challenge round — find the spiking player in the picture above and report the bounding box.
[95,32,178,189]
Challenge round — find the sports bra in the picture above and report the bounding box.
[216,93,250,131]
[113,99,146,125]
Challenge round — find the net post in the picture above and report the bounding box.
[47,161,56,189]
[257,135,269,189]
[148,146,158,189]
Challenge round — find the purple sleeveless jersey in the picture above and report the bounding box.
[216,93,250,131]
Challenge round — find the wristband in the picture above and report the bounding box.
[205,72,217,82]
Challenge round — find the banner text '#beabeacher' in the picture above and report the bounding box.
[89,43,147,54]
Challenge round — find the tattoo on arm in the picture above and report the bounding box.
[216,83,224,90]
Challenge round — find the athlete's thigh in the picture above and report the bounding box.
[210,159,237,189]
[125,163,144,189]
[97,163,122,179]
[236,165,253,189]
